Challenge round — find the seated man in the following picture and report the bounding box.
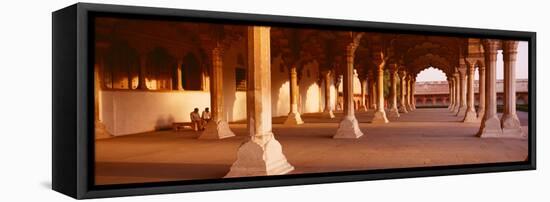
[202,107,211,126]
[190,108,201,131]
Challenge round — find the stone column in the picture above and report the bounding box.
[334,43,364,138]
[501,41,524,137]
[226,26,294,177]
[368,70,377,110]
[388,65,400,117]
[463,60,478,122]
[284,65,304,125]
[448,79,454,110]
[449,78,456,111]
[200,46,236,139]
[477,64,486,121]
[175,59,184,90]
[411,77,417,110]
[478,39,503,137]
[360,78,368,111]
[137,55,148,90]
[323,70,335,118]
[451,73,460,113]
[398,70,408,113]
[456,66,467,117]
[371,56,389,124]
[405,75,413,112]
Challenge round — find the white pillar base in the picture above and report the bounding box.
[501,114,525,138]
[95,121,112,139]
[372,111,389,124]
[334,115,364,139]
[284,112,304,125]
[455,106,466,117]
[323,110,335,119]
[478,115,503,138]
[199,120,236,139]
[225,134,294,178]
[463,109,478,123]
[398,106,408,113]
[449,104,455,112]
[477,109,485,121]
[388,107,400,118]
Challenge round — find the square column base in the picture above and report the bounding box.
[463,109,478,123]
[388,108,400,118]
[334,115,364,139]
[478,115,503,138]
[225,134,294,178]
[398,106,408,113]
[284,112,304,125]
[502,114,526,138]
[199,120,236,139]
[372,111,389,124]
[323,110,335,119]
[455,106,467,117]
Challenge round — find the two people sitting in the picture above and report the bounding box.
[190,107,211,131]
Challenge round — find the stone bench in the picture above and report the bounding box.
[172,122,193,131]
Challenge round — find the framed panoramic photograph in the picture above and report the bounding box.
[52,2,536,199]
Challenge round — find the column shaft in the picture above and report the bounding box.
[372,62,389,123]
[399,71,408,113]
[463,61,478,122]
[284,65,304,125]
[501,41,524,137]
[477,66,486,120]
[323,71,335,118]
[200,47,236,139]
[226,26,293,177]
[478,39,503,137]
[388,67,400,117]
[334,44,364,138]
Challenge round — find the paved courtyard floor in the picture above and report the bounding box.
[95,108,529,185]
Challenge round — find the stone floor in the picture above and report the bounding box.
[95,108,529,185]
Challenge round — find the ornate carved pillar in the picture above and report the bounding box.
[360,78,368,112]
[478,39,503,137]
[451,73,460,113]
[323,70,335,118]
[399,70,408,113]
[456,66,467,117]
[334,42,364,138]
[371,53,389,123]
[175,59,184,90]
[284,65,304,125]
[226,26,294,177]
[411,77,417,110]
[448,79,454,110]
[477,63,486,121]
[388,65,400,117]
[405,75,413,112]
[200,46,236,139]
[368,70,377,110]
[463,60,478,122]
[501,41,524,137]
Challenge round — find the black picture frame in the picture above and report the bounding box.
[52,2,536,199]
